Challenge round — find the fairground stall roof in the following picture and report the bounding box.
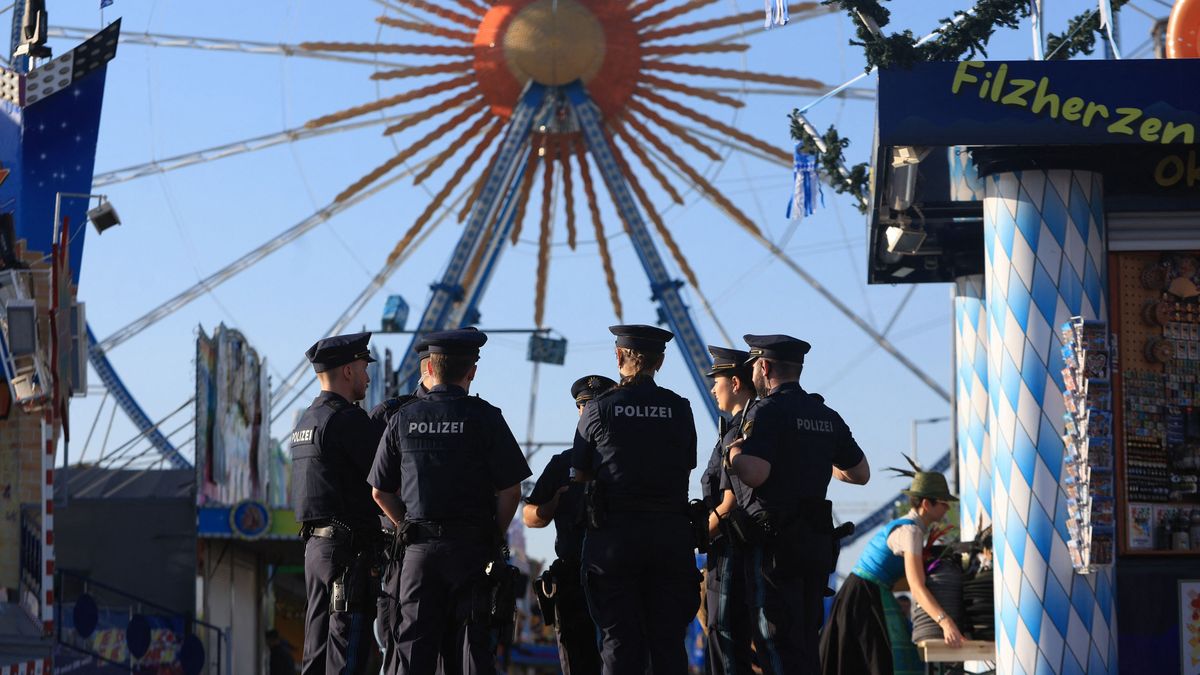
[868,58,1200,285]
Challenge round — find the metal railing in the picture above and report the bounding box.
[55,569,225,674]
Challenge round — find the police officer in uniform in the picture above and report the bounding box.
[369,336,433,674]
[702,347,756,674]
[572,325,699,674]
[368,329,531,674]
[291,332,386,675]
[725,334,870,674]
[523,375,616,675]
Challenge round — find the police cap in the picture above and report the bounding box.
[609,324,674,354]
[742,334,811,365]
[571,374,616,405]
[706,345,753,378]
[306,331,377,373]
[422,328,488,358]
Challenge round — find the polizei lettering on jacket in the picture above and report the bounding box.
[408,420,466,434]
[796,418,834,433]
[290,428,314,444]
[613,405,674,419]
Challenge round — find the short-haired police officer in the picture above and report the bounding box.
[524,375,616,675]
[572,325,699,674]
[702,347,756,675]
[725,335,871,674]
[368,329,531,674]
[290,332,386,675]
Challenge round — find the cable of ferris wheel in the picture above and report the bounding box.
[92,111,434,188]
[687,86,874,102]
[89,400,193,468]
[95,155,439,354]
[269,177,477,417]
[76,388,110,467]
[46,26,418,68]
[645,145,951,402]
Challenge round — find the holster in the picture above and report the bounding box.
[471,556,520,645]
[533,567,558,627]
[726,506,767,545]
[771,500,836,575]
[830,521,856,574]
[583,481,606,529]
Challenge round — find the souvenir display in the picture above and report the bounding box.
[1061,318,1114,570]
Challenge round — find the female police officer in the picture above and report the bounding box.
[571,325,699,674]
[702,346,756,674]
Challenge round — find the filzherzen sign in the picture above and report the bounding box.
[877,59,1200,148]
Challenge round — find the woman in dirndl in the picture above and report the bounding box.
[819,461,965,675]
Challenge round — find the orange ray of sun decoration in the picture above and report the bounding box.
[370,61,476,81]
[558,136,578,250]
[383,90,484,136]
[634,87,791,164]
[299,41,474,57]
[625,98,721,162]
[636,0,722,30]
[304,74,478,129]
[413,112,498,185]
[642,43,748,56]
[534,137,556,328]
[610,120,684,205]
[640,3,822,41]
[642,60,828,90]
[639,74,743,108]
[389,0,479,29]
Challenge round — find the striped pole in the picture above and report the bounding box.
[41,417,55,636]
[954,275,991,541]
[982,169,1117,674]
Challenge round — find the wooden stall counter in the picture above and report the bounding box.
[917,639,996,674]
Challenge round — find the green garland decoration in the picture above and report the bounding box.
[822,0,1031,72]
[1045,0,1131,60]
[789,116,872,214]
[789,0,1126,216]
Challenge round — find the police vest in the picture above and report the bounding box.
[290,392,382,527]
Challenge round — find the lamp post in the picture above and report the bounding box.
[911,416,949,465]
[52,192,119,508]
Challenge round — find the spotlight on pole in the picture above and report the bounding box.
[86,200,120,234]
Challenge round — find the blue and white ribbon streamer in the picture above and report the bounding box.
[786,145,822,220]
[1098,0,1122,59]
[764,0,789,29]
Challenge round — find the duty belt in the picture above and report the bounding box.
[406,521,491,543]
[605,494,688,515]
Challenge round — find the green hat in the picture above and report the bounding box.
[901,472,958,502]
[889,454,958,502]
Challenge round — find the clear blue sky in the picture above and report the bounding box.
[42,0,1164,567]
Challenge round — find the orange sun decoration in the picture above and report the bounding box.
[300,0,831,326]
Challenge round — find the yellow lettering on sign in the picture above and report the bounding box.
[1002,79,1035,108]
[1082,102,1109,128]
[1061,97,1085,122]
[951,61,983,95]
[1163,121,1195,144]
[1155,154,1184,187]
[1140,117,1163,142]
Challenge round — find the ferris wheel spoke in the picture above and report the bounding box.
[376,15,474,42]
[533,141,557,328]
[558,142,578,249]
[92,112,420,188]
[299,41,473,57]
[677,122,786,166]
[636,0,722,30]
[47,26,410,68]
[625,99,722,161]
[270,176,480,411]
[505,144,542,246]
[375,0,479,29]
[414,113,499,184]
[572,137,623,320]
[370,60,475,81]
[634,87,790,163]
[645,147,951,402]
[603,126,704,300]
[610,120,685,204]
[620,111,762,238]
[305,74,477,129]
[644,60,828,90]
[96,157,436,354]
[695,85,875,102]
[337,96,487,203]
[640,75,744,108]
[642,42,748,56]
[639,3,827,42]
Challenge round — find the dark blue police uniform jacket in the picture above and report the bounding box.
[526,450,586,563]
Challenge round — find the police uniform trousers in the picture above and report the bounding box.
[394,535,493,675]
[743,543,827,675]
[705,539,753,675]
[550,561,602,675]
[303,535,377,675]
[377,543,404,674]
[582,513,700,675]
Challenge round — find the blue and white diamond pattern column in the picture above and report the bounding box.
[982,169,1117,675]
[955,275,991,541]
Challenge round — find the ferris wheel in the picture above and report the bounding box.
[43,0,946,476]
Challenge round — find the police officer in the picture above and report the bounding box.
[571,325,699,674]
[523,375,615,675]
[368,329,531,675]
[725,334,871,674]
[702,347,755,675]
[369,336,432,674]
[290,332,386,675]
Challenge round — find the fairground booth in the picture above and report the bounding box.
[868,57,1200,674]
